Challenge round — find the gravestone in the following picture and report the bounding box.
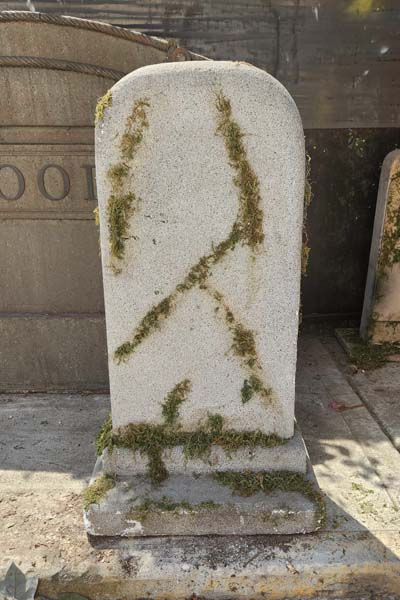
[361,150,400,343]
[85,61,323,536]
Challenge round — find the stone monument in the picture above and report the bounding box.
[84,61,324,536]
[361,150,400,343]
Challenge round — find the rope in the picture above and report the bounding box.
[0,55,126,80]
[0,11,207,62]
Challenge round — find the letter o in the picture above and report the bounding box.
[0,164,25,201]
[37,164,70,201]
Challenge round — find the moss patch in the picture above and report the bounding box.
[377,169,400,282]
[115,295,175,362]
[161,379,192,425]
[95,413,113,456]
[209,287,272,403]
[114,89,265,360]
[215,91,264,250]
[96,414,287,485]
[83,474,115,510]
[214,470,326,526]
[128,497,219,521]
[340,329,400,370]
[95,89,112,125]
[106,98,150,273]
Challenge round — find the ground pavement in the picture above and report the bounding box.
[1,331,400,599]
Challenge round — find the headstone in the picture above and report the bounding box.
[85,61,324,536]
[361,150,400,343]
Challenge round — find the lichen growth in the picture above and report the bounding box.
[96,413,287,485]
[161,379,192,425]
[128,497,220,521]
[83,474,115,510]
[106,98,150,273]
[95,89,112,125]
[214,470,326,527]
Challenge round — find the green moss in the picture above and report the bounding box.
[214,470,326,526]
[128,497,220,521]
[96,414,287,485]
[108,163,129,191]
[115,295,175,362]
[341,329,400,370]
[95,413,113,456]
[209,289,272,403]
[95,90,112,125]
[241,379,253,403]
[83,474,115,510]
[161,379,192,425]
[114,89,265,360]
[120,99,150,160]
[377,169,400,282]
[232,322,257,358]
[215,91,264,250]
[107,192,136,265]
[106,98,150,272]
[351,482,374,494]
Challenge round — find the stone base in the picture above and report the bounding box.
[84,454,323,537]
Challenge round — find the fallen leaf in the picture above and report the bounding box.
[0,563,38,600]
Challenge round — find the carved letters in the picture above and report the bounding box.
[0,162,95,202]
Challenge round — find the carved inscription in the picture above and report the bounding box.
[0,145,96,219]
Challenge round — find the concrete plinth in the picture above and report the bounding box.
[85,456,322,537]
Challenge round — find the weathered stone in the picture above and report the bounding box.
[85,458,322,537]
[88,60,321,535]
[361,150,400,343]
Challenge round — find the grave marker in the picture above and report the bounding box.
[85,61,323,536]
[361,150,400,343]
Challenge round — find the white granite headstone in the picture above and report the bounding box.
[85,61,323,537]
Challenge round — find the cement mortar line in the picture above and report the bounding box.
[0,11,207,62]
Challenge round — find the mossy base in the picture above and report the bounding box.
[84,456,323,537]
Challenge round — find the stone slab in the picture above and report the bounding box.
[85,457,321,537]
[103,425,307,477]
[361,149,400,343]
[0,315,108,392]
[96,60,305,439]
